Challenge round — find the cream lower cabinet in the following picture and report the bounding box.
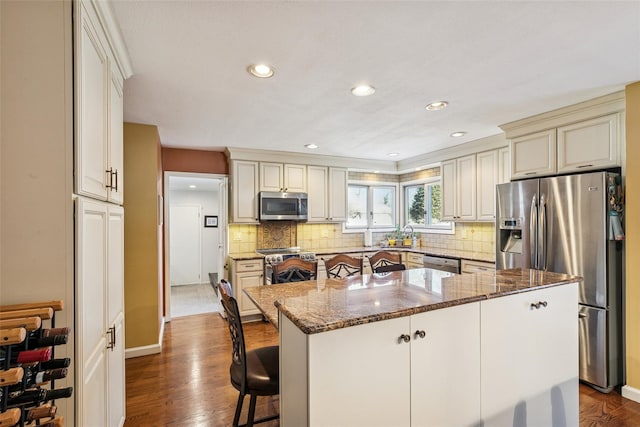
[76,198,125,427]
[481,283,578,427]
[461,259,496,274]
[232,259,264,316]
[280,302,481,426]
[404,252,424,269]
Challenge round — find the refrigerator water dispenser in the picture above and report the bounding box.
[499,218,523,254]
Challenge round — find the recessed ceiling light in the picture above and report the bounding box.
[189,185,196,189]
[351,85,376,97]
[450,131,467,137]
[247,64,274,78]
[387,152,399,157]
[425,101,448,111]
[305,144,318,149]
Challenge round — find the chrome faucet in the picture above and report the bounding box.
[403,224,414,237]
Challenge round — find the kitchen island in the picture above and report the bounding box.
[244,268,581,427]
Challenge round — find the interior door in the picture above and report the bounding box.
[169,205,201,286]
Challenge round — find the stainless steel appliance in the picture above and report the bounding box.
[496,171,623,392]
[256,247,316,285]
[423,255,460,274]
[259,191,308,221]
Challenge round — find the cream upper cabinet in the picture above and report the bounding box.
[75,1,124,204]
[510,129,557,179]
[307,166,347,222]
[328,167,348,222]
[442,155,476,221]
[259,162,306,192]
[557,113,619,173]
[499,147,511,184]
[476,150,499,221]
[441,160,456,221]
[231,160,259,223]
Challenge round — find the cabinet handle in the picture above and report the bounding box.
[105,167,114,189]
[530,301,548,310]
[106,326,116,350]
[414,330,426,339]
[525,172,537,176]
[576,164,594,169]
[398,334,411,344]
[578,312,587,319]
[113,169,118,192]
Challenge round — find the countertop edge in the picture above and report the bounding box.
[275,278,580,335]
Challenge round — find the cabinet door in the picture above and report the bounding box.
[235,271,264,316]
[498,146,511,184]
[76,3,108,201]
[476,150,498,221]
[307,166,329,222]
[76,198,108,426]
[481,283,578,427]
[328,167,347,222]
[510,129,557,179]
[411,303,480,427]
[231,161,258,223]
[108,70,124,205]
[308,316,411,426]
[284,164,307,192]
[456,154,476,220]
[260,162,284,192]
[441,159,456,221]
[107,206,125,427]
[557,114,619,173]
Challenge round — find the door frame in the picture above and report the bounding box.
[163,171,228,322]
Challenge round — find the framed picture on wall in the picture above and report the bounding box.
[204,215,218,227]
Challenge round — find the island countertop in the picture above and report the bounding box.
[243,267,581,334]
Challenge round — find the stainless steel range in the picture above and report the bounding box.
[256,247,316,285]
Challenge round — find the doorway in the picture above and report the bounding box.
[164,172,228,320]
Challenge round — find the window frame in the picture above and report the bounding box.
[401,177,455,235]
[344,180,399,233]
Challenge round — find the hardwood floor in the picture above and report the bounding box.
[125,313,640,426]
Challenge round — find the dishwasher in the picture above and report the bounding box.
[422,255,460,274]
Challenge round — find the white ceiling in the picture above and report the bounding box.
[111,0,640,163]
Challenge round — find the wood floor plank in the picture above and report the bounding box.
[124,313,640,426]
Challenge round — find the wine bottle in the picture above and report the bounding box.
[6,386,73,408]
[41,327,70,338]
[8,367,68,392]
[38,357,71,370]
[25,404,58,422]
[0,347,51,365]
[17,334,68,350]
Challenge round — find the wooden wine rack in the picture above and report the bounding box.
[0,301,68,427]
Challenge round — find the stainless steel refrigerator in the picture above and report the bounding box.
[496,171,623,392]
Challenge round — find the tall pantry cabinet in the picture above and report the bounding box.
[74,1,132,426]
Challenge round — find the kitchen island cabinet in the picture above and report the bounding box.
[246,268,579,427]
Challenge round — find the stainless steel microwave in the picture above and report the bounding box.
[259,191,308,221]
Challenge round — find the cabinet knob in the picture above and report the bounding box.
[414,330,426,339]
[530,301,548,310]
[398,334,411,344]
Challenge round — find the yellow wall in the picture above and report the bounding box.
[626,82,640,388]
[123,123,163,349]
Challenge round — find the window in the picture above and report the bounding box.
[347,184,396,229]
[404,181,454,232]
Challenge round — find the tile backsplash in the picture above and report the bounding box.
[229,222,495,257]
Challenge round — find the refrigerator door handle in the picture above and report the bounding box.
[530,195,538,268]
[539,195,547,270]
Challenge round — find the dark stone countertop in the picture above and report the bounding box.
[243,268,581,334]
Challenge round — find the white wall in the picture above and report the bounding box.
[169,188,220,283]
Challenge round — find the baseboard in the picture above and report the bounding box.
[124,317,165,359]
[622,384,640,403]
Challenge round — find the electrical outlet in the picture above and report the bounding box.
[321,230,329,238]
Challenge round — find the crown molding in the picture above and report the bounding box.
[91,0,134,79]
